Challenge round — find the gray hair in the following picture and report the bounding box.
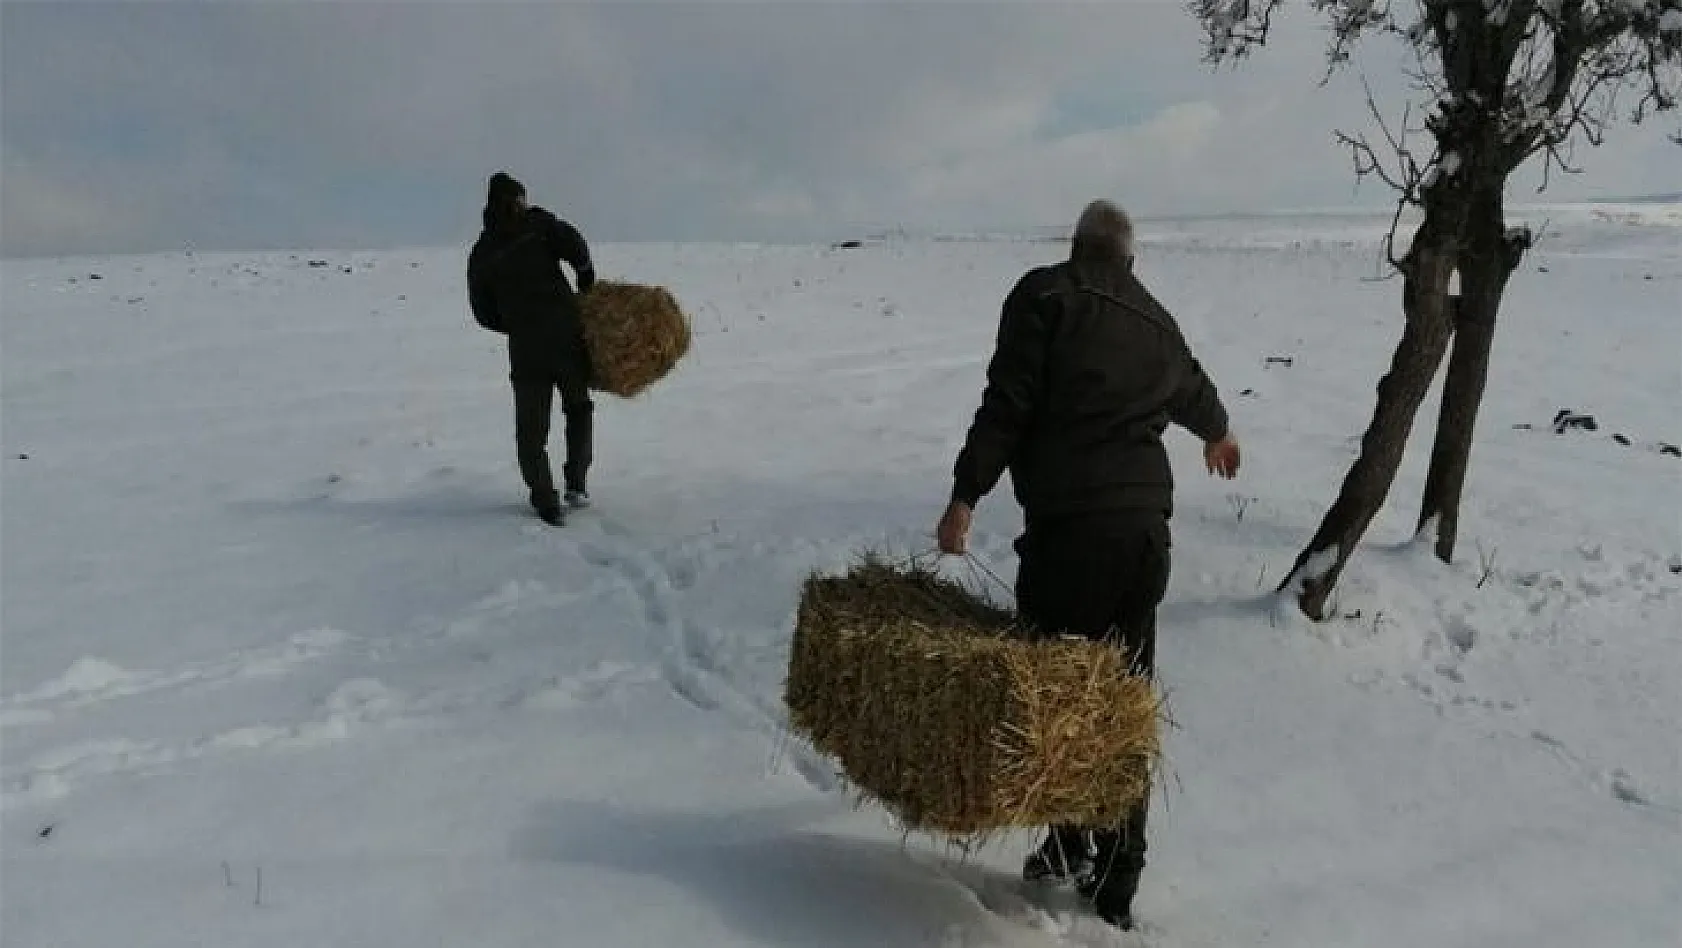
[1071,199,1135,264]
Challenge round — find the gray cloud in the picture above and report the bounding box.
[2,1,1676,258]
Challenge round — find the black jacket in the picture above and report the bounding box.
[467,206,596,374]
[952,259,1228,521]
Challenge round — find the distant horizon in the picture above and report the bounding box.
[4,194,1678,264]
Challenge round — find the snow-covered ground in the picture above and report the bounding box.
[3,207,1678,947]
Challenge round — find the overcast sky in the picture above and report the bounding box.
[3,1,1677,258]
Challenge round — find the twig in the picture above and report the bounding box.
[254,866,263,907]
[964,552,1016,606]
[1476,541,1499,589]
[1334,74,1430,272]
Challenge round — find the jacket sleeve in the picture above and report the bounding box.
[541,212,596,295]
[466,249,505,334]
[951,275,1052,508]
[1167,345,1229,443]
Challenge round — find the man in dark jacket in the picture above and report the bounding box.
[936,199,1240,930]
[468,172,597,525]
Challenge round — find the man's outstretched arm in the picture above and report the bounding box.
[1169,348,1239,479]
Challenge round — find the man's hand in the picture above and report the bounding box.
[937,500,974,555]
[1205,434,1241,479]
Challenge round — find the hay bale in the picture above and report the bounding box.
[579,280,691,397]
[785,558,1160,838]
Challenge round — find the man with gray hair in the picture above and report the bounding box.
[937,199,1240,930]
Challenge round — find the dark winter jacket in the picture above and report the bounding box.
[952,259,1229,522]
[467,206,596,376]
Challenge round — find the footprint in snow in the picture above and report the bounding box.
[6,631,352,711]
[664,557,699,591]
[1608,769,1650,806]
[7,657,135,704]
[517,663,664,711]
[1444,614,1478,653]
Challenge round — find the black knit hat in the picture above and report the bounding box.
[483,172,527,231]
[487,171,525,205]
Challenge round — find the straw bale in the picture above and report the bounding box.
[784,558,1160,839]
[579,280,691,397]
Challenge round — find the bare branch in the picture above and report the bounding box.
[1191,0,1290,63]
[1383,191,1413,271]
[1513,0,1682,165]
[1190,0,1682,204]
[1333,76,1436,271]
[1318,0,1395,78]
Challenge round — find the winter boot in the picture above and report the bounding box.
[1079,825,1144,931]
[1082,867,1140,931]
[1022,826,1093,885]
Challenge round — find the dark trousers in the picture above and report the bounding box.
[512,363,592,511]
[1015,509,1171,890]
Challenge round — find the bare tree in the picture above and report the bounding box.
[1193,0,1681,619]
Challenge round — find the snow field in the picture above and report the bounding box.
[3,208,1678,946]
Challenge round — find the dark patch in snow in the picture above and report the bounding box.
[15,453,27,460]
[1265,356,1295,367]
[38,824,54,839]
[831,239,864,250]
[1659,443,1680,458]
[1445,617,1477,653]
[1609,770,1649,806]
[1613,433,1631,446]
[1552,410,1597,433]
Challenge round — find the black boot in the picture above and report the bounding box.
[1080,814,1146,931]
[1022,825,1093,885]
[1082,865,1140,930]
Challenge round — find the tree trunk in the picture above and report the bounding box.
[1417,189,1526,562]
[1283,235,1459,621]
[1417,299,1494,562]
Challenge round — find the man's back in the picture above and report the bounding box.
[477,206,590,293]
[468,206,596,372]
[953,259,1228,521]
